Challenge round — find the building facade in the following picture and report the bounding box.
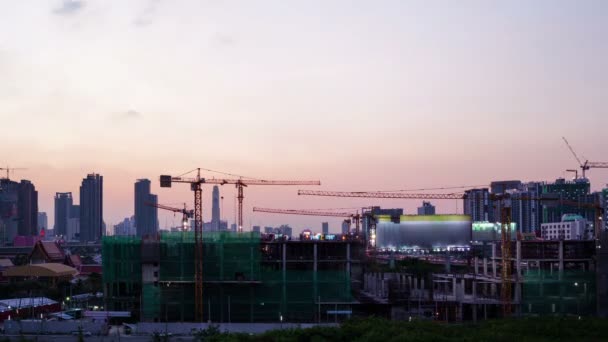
[541,178,593,224]
[510,182,542,234]
[540,214,593,240]
[80,174,103,242]
[17,180,38,236]
[211,186,220,231]
[417,201,436,215]
[0,178,38,243]
[54,193,73,238]
[134,179,158,237]
[464,188,494,222]
[322,222,329,235]
[37,212,48,232]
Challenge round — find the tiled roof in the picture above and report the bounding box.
[39,241,65,262]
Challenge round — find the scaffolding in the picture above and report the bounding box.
[102,231,356,322]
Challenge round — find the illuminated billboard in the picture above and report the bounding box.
[472,222,517,242]
[375,215,472,251]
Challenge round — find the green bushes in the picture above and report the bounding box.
[198,317,608,342]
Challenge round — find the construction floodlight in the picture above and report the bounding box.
[160,175,172,188]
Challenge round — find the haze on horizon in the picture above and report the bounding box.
[1,0,607,232]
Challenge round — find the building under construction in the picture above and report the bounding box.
[363,239,599,320]
[102,231,364,322]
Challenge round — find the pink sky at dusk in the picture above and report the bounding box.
[1,1,607,233]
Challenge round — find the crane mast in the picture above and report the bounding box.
[160,169,205,322]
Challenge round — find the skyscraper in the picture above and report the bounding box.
[490,180,522,195]
[17,180,37,236]
[322,222,329,235]
[541,178,594,224]
[510,182,542,234]
[54,192,73,237]
[0,179,22,243]
[342,220,350,235]
[463,188,494,222]
[134,179,158,237]
[417,201,436,215]
[80,174,103,242]
[212,186,220,231]
[37,212,48,232]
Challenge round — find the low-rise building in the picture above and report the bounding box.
[540,214,593,240]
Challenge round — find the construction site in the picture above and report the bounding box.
[102,231,363,323]
[98,153,607,323]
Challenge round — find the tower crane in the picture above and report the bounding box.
[298,189,601,317]
[0,166,27,180]
[159,169,320,321]
[562,137,608,178]
[159,169,206,322]
[145,202,193,231]
[252,207,364,235]
[191,178,320,232]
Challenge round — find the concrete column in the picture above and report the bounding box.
[516,240,522,279]
[421,278,425,299]
[346,243,351,274]
[452,277,457,298]
[483,258,488,276]
[558,241,564,281]
[491,244,497,278]
[474,257,479,275]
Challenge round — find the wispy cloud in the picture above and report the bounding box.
[53,0,85,16]
[214,33,236,46]
[122,110,142,119]
[134,0,161,27]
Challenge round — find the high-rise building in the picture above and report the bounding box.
[0,179,20,244]
[464,188,494,222]
[490,180,522,195]
[80,174,103,242]
[16,182,34,236]
[17,180,37,236]
[342,220,350,235]
[230,223,237,231]
[252,225,261,233]
[322,222,329,235]
[54,192,73,237]
[264,226,273,234]
[417,201,436,215]
[541,178,594,224]
[510,182,542,234]
[0,179,38,240]
[67,217,80,241]
[212,186,220,231]
[114,216,135,236]
[37,212,48,232]
[134,179,158,237]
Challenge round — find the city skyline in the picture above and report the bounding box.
[1,1,607,229]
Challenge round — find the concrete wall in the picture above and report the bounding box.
[4,320,105,335]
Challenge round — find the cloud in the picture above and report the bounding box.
[133,0,161,27]
[214,33,236,46]
[53,0,85,15]
[122,110,142,119]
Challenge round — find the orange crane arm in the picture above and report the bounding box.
[253,207,355,218]
[171,177,321,186]
[298,190,464,199]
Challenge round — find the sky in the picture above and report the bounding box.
[0,0,607,233]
